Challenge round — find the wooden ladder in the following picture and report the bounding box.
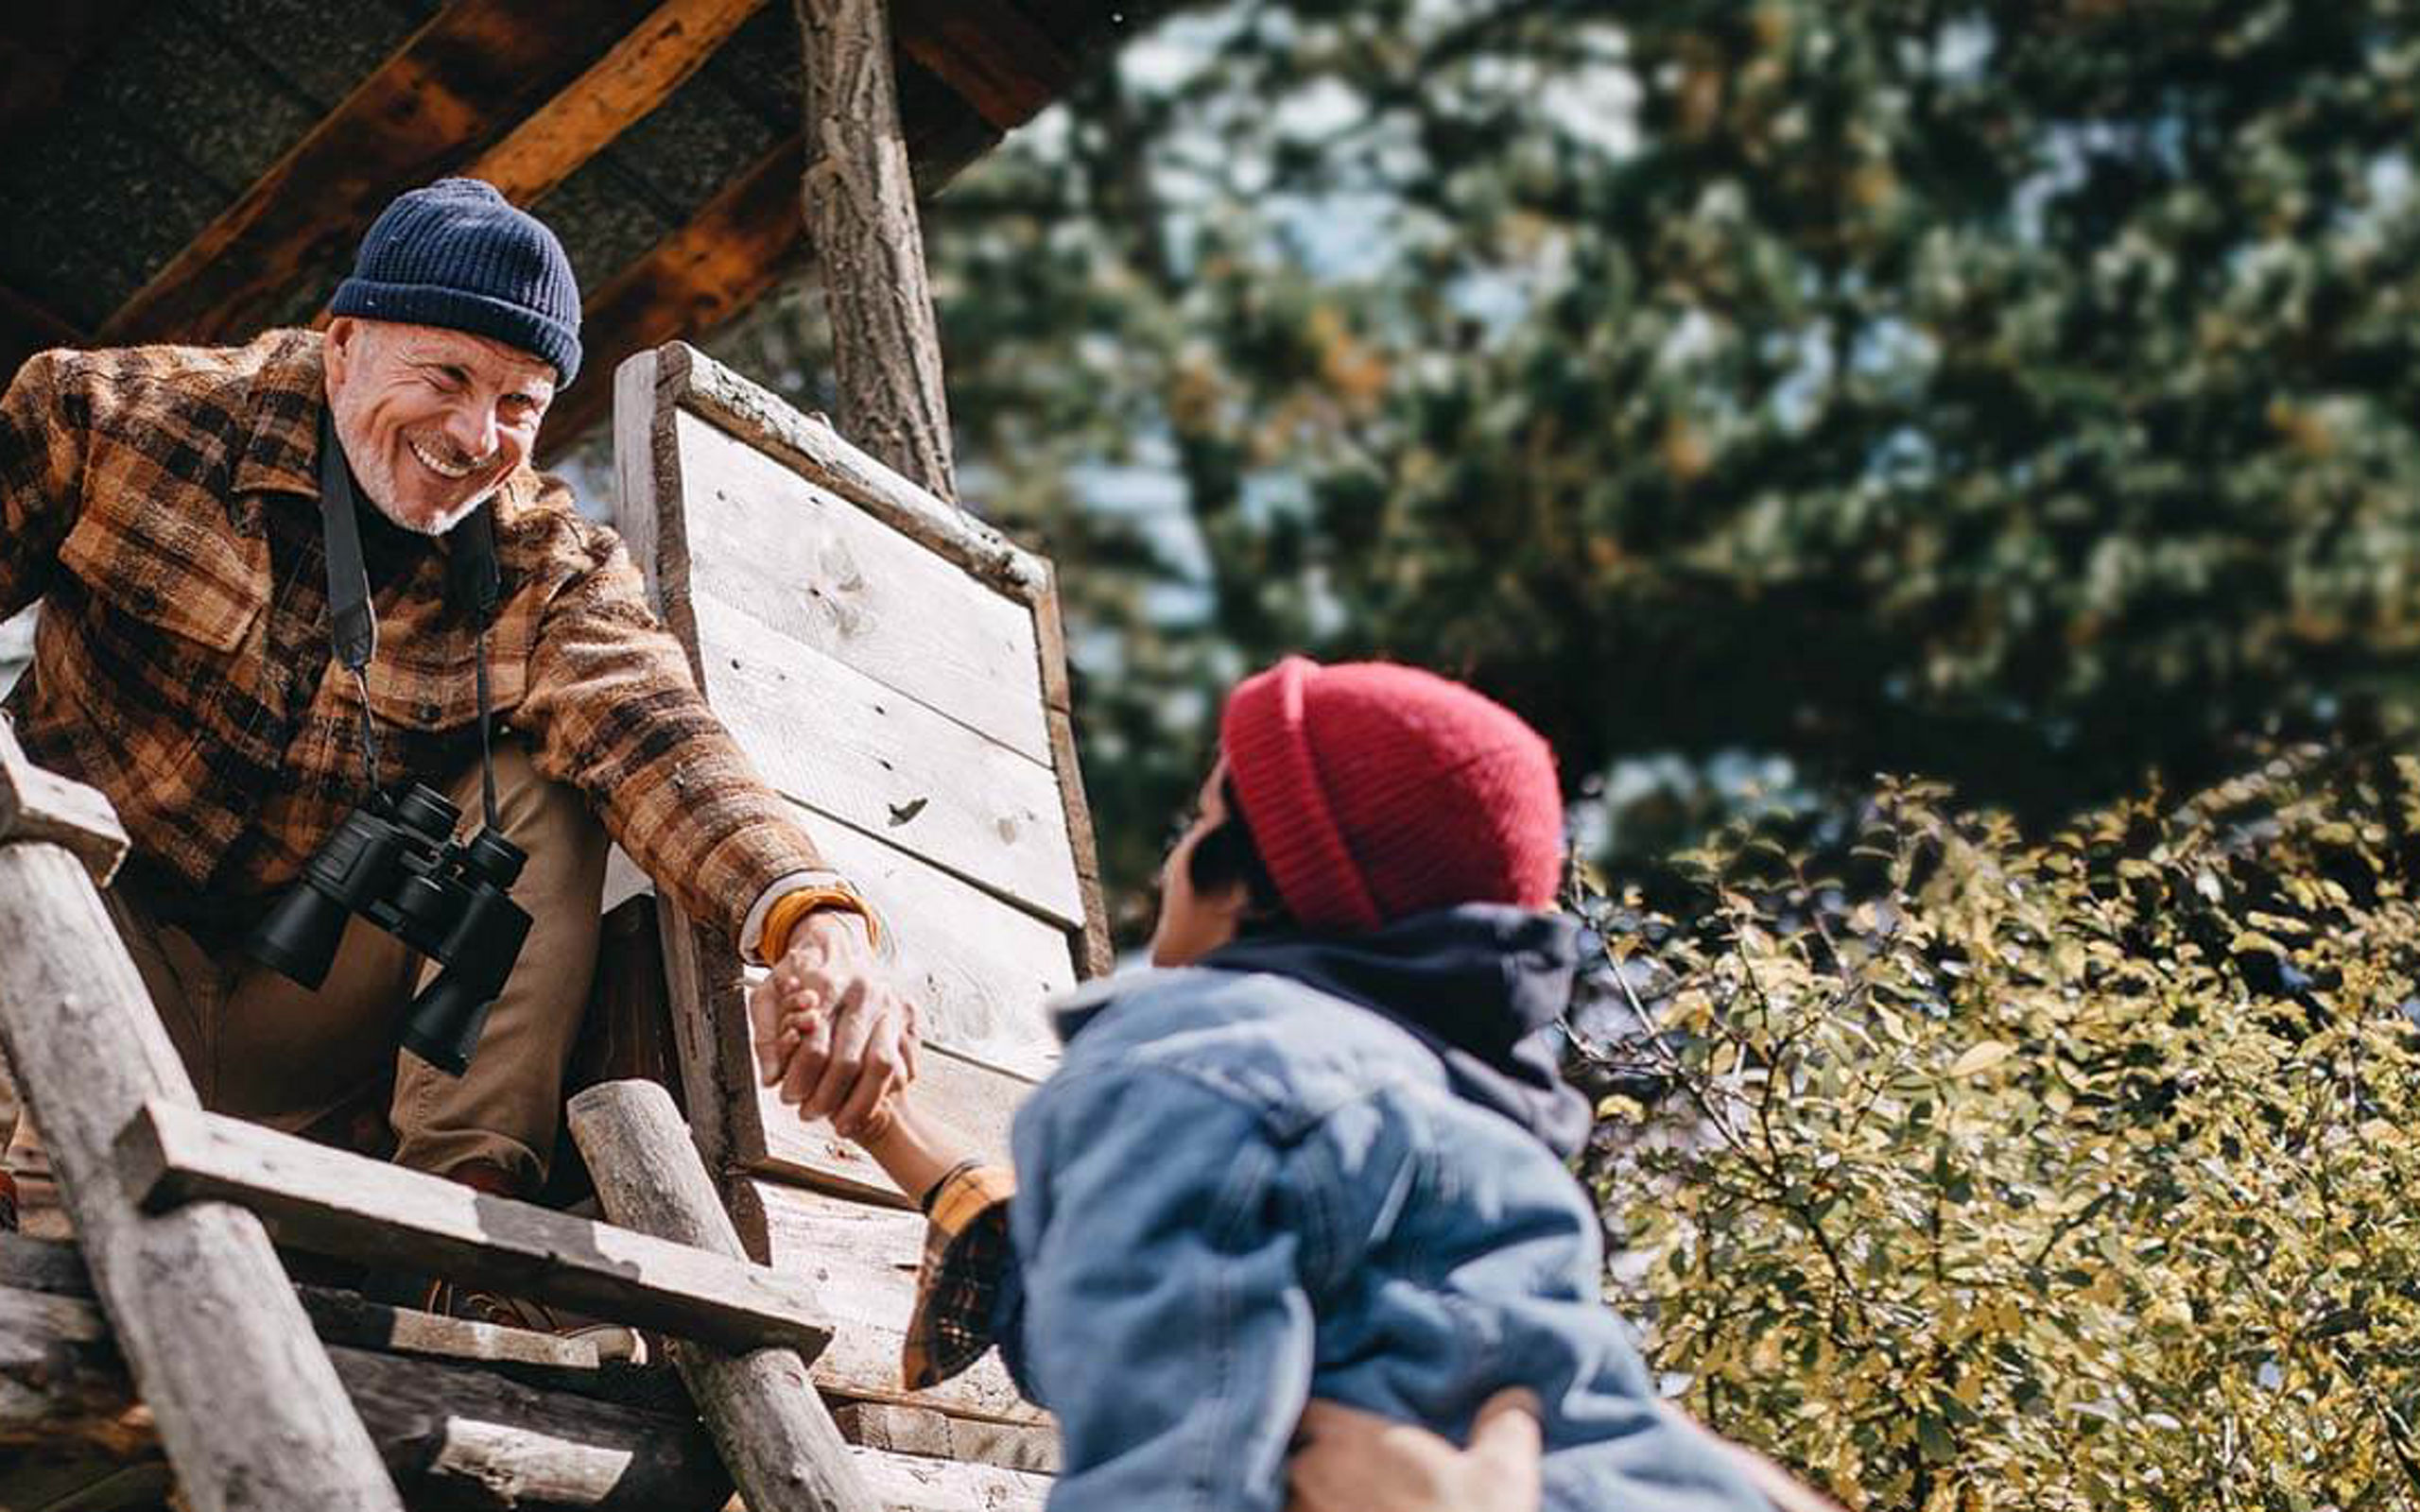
[0,721,890,1512]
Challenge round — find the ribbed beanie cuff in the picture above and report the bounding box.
[331,178,583,385]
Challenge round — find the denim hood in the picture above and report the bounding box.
[1145,904,1594,1159]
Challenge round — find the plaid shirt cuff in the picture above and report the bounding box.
[901,1161,1017,1390]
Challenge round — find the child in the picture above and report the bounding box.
[758,657,1772,1512]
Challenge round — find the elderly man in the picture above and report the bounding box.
[0,180,910,1224]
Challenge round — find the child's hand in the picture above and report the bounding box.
[1285,1388,1542,1512]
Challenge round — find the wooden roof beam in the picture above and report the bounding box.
[0,282,84,352]
[0,283,89,387]
[893,0,1079,131]
[95,0,662,349]
[537,63,1000,459]
[456,0,769,209]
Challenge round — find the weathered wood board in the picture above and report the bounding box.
[666,407,1048,762]
[742,1037,1030,1207]
[114,1100,836,1359]
[0,1281,1050,1512]
[612,341,1089,1477]
[694,592,1081,929]
[612,341,1099,1163]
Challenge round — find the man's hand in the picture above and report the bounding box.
[1286,1389,1543,1512]
[746,909,920,1140]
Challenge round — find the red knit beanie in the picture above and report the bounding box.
[1219,657,1564,931]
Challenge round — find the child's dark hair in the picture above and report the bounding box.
[1185,777,1291,931]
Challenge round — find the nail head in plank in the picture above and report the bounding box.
[112,1098,835,1359]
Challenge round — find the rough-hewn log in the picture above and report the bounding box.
[0,723,128,883]
[0,1283,733,1511]
[113,1099,834,1359]
[568,1079,881,1512]
[0,729,399,1511]
[0,1230,605,1374]
[892,0,1076,131]
[794,0,959,499]
[1,1282,1047,1511]
[539,61,997,460]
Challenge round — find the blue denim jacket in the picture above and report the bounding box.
[996,910,1770,1512]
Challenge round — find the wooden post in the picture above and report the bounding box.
[569,1079,884,1512]
[0,726,402,1512]
[793,0,959,499]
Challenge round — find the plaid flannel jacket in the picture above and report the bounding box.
[0,330,824,945]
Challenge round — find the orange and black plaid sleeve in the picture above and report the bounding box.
[0,350,90,620]
[512,494,828,947]
[903,1161,1018,1390]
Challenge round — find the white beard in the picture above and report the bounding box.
[333,412,501,537]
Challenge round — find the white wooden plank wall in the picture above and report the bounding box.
[692,596,1083,929]
[796,804,1070,1078]
[671,411,1050,763]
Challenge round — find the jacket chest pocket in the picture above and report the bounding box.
[349,613,532,735]
[56,478,268,654]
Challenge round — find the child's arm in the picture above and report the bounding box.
[855,1094,977,1208]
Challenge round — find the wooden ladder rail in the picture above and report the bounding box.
[0,723,885,1511]
[0,723,401,1512]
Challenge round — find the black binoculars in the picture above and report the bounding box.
[246,784,532,1077]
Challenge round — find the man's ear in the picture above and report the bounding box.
[324,318,360,389]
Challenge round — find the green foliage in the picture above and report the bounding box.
[1581,749,2420,1509]
[716,0,2420,919]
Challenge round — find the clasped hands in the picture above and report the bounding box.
[746,908,919,1140]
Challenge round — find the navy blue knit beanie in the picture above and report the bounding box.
[331,179,582,386]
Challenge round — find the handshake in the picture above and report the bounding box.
[744,908,921,1142]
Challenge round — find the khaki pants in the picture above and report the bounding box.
[11,739,607,1194]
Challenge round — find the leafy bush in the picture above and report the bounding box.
[1580,749,2420,1511]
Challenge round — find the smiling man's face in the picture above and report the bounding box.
[323,318,556,536]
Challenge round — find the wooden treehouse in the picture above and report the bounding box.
[0,3,1134,1508]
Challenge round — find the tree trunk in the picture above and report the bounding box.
[793,0,959,500]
